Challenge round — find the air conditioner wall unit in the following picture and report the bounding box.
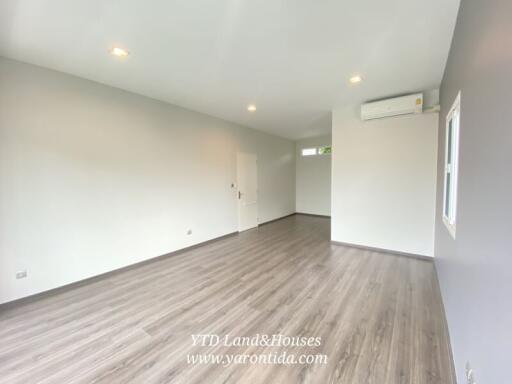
[361,93,423,121]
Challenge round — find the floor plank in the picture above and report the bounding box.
[0,215,454,384]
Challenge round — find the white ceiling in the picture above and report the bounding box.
[0,0,460,139]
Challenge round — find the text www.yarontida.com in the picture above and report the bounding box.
[187,351,328,367]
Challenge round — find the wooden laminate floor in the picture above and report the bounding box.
[0,215,454,384]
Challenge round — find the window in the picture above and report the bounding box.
[302,148,317,156]
[443,91,461,238]
[301,146,331,157]
[318,145,332,155]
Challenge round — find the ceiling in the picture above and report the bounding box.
[0,0,460,139]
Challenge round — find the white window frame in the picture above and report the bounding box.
[442,91,461,238]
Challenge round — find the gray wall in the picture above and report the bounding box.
[435,0,512,382]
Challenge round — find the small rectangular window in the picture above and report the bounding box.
[301,148,317,156]
[443,91,461,238]
[318,146,332,155]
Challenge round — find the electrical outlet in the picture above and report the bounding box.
[16,270,27,279]
[465,362,476,384]
[187,229,192,235]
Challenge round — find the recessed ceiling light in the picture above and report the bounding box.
[110,47,129,57]
[247,105,257,112]
[349,75,363,84]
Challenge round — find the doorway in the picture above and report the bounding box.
[236,152,258,231]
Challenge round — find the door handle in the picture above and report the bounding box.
[238,191,242,199]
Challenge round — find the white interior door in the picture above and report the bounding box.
[237,152,258,232]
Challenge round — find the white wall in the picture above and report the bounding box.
[331,106,438,256]
[238,128,295,224]
[295,135,331,216]
[0,57,295,304]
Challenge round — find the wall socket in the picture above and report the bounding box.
[16,270,27,279]
[187,229,192,235]
[465,362,476,384]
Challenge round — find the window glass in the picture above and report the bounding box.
[301,148,317,156]
[443,92,461,238]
